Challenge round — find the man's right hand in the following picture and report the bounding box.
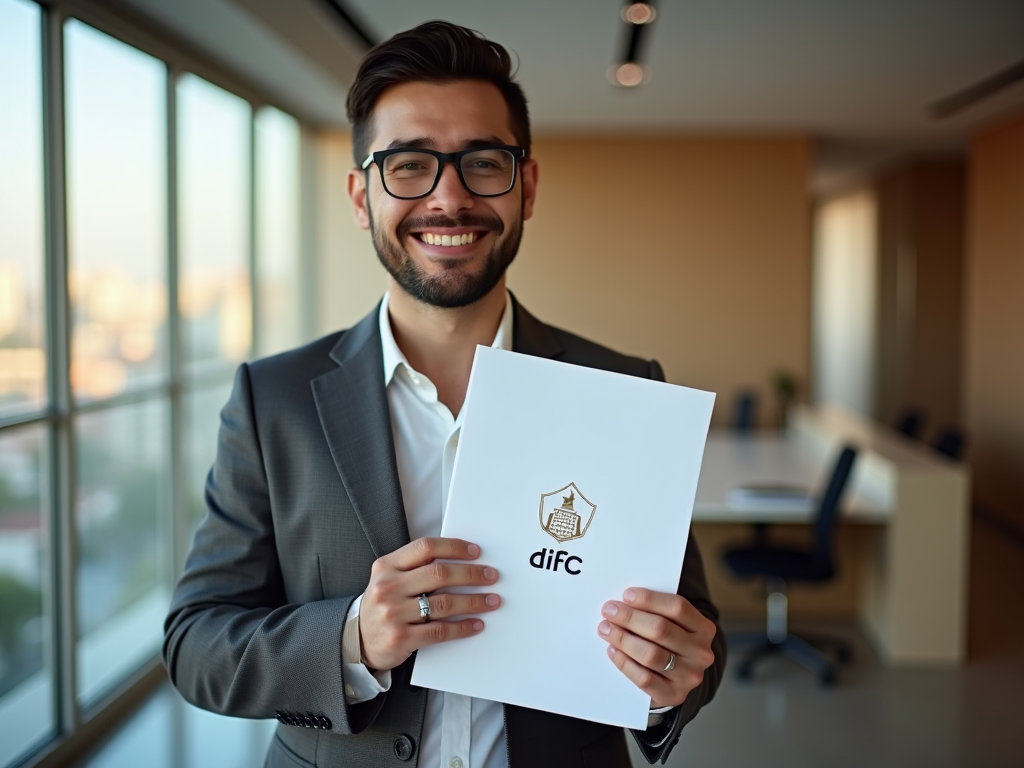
[359,537,501,671]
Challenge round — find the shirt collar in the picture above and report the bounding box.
[379,291,514,386]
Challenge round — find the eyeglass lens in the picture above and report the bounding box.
[381,149,516,197]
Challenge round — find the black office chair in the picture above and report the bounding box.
[723,445,857,685]
[895,408,926,439]
[733,390,758,434]
[932,426,966,460]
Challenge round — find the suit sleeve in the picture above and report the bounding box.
[629,358,727,764]
[162,363,384,735]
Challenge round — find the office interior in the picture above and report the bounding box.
[0,0,1022,766]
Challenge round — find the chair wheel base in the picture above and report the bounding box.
[729,634,844,685]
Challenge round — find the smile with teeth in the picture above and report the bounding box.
[418,232,478,246]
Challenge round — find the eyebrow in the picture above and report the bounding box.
[384,136,509,151]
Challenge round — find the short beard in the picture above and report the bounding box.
[370,206,523,309]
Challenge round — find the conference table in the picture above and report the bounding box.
[691,406,970,667]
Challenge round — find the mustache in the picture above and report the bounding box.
[397,214,504,240]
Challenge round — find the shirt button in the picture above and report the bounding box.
[344,684,356,697]
[450,758,464,768]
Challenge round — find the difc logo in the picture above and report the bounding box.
[529,483,596,576]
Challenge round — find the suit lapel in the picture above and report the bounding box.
[510,293,563,360]
[311,306,411,559]
[310,294,560,559]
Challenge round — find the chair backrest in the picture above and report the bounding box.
[813,445,858,566]
[895,408,926,439]
[733,391,758,433]
[933,427,965,460]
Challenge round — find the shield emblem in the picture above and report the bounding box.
[538,482,597,543]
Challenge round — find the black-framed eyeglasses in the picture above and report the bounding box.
[361,145,525,200]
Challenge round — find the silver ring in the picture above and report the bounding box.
[662,653,676,673]
[417,593,431,621]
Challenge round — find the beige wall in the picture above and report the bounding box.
[875,160,966,431]
[315,134,813,425]
[966,112,1024,534]
[511,137,811,424]
[315,131,386,333]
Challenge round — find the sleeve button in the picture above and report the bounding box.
[394,735,415,761]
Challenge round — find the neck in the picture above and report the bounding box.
[386,279,507,416]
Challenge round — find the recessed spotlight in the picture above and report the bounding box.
[622,3,656,25]
[608,62,647,87]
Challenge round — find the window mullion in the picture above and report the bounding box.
[248,110,258,357]
[40,2,80,737]
[166,66,188,580]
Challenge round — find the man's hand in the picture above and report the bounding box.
[597,588,717,709]
[359,537,500,671]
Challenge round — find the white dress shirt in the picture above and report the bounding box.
[341,291,514,768]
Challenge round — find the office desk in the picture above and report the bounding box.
[694,433,890,523]
[693,407,969,666]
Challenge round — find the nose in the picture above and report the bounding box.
[426,160,475,215]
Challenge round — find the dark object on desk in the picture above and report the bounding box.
[722,445,858,685]
[733,391,759,433]
[933,426,966,460]
[895,408,926,439]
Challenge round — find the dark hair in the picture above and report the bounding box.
[346,21,531,165]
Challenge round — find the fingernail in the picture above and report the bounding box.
[472,620,483,631]
[467,544,480,556]
[607,645,616,657]
[623,589,636,603]
[598,621,611,636]
[602,603,618,617]
[483,567,497,580]
[485,594,499,607]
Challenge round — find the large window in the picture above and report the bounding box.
[0,2,306,765]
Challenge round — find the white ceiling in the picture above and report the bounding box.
[346,0,1024,141]
[117,0,1024,184]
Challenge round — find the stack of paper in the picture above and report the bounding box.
[727,483,813,511]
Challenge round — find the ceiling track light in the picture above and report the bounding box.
[610,1,656,87]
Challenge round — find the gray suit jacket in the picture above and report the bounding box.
[164,298,725,768]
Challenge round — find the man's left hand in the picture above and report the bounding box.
[598,588,717,709]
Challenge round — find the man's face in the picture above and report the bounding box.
[348,80,538,308]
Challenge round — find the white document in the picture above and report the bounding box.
[411,346,716,728]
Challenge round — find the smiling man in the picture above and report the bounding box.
[164,21,724,768]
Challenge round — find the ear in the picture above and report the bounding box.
[347,168,371,230]
[520,157,539,221]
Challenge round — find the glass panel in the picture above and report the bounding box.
[183,381,232,537]
[177,74,252,372]
[255,107,302,357]
[0,425,53,766]
[75,399,169,706]
[65,20,167,403]
[0,0,46,419]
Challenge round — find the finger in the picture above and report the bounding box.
[605,644,674,704]
[598,620,674,674]
[408,617,486,649]
[622,588,711,634]
[383,537,482,572]
[601,601,685,652]
[413,592,501,622]
[406,561,499,595]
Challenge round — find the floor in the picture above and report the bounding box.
[76,518,1024,768]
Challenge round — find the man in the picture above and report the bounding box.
[164,20,725,768]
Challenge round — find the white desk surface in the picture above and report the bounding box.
[693,431,891,523]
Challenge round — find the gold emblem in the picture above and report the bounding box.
[539,483,597,543]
